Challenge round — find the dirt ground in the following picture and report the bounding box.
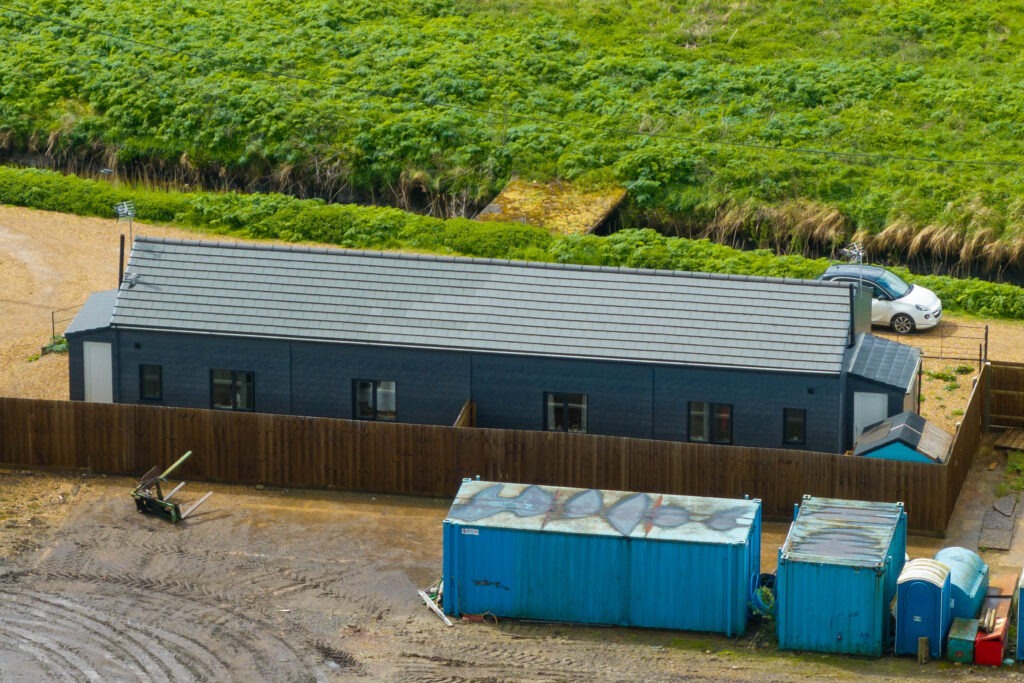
[4,205,1024,680]
[5,468,1023,683]
[0,206,251,400]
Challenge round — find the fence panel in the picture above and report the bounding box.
[0,385,992,533]
[989,362,1024,430]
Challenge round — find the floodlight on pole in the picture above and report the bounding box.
[115,200,136,244]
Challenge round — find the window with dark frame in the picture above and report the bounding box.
[139,364,162,401]
[688,401,733,444]
[353,379,397,421]
[783,408,807,445]
[210,369,255,411]
[544,392,588,433]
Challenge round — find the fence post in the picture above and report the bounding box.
[917,359,923,414]
[983,363,991,432]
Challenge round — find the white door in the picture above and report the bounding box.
[866,283,891,325]
[83,341,113,403]
[853,392,888,440]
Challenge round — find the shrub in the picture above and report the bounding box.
[926,370,956,382]
[3,166,1024,320]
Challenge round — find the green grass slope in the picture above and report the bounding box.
[2,1,1024,270]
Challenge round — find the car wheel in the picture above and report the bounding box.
[890,313,915,334]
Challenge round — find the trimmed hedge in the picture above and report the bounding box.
[3,166,1023,320]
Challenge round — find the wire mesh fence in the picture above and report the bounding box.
[882,322,988,366]
[50,302,83,340]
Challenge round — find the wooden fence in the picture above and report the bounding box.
[0,363,1003,533]
[989,361,1024,430]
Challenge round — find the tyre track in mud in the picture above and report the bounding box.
[0,576,314,681]
[2,477,933,682]
[393,633,685,683]
[2,483,685,682]
[33,525,390,622]
[0,484,398,681]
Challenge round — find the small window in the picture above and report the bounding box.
[545,392,588,433]
[688,402,732,444]
[783,408,806,445]
[211,369,255,411]
[353,380,397,421]
[139,364,162,401]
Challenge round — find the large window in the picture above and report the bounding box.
[211,369,255,411]
[139,364,162,401]
[688,402,732,444]
[783,408,807,445]
[354,380,397,421]
[545,393,588,433]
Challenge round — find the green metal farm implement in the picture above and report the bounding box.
[131,450,212,523]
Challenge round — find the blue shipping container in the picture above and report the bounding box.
[1017,570,1024,661]
[776,496,907,657]
[442,480,761,636]
[934,547,988,620]
[895,558,952,658]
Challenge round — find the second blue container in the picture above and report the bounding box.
[776,496,907,656]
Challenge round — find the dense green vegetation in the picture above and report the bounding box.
[5,165,1024,319]
[2,1,1024,273]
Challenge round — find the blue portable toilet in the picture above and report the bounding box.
[895,558,952,658]
[853,412,952,464]
[776,496,907,657]
[442,480,762,636]
[934,547,988,620]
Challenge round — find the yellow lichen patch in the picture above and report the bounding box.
[474,178,627,235]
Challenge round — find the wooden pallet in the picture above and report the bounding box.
[994,429,1024,451]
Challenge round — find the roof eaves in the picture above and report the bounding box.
[107,322,844,375]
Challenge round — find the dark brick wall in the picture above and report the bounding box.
[67,330,854,451]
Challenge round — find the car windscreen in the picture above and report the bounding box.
[876,270,912,299]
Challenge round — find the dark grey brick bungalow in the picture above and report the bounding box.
[65,237,921,453]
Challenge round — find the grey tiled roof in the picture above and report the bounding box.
[847,333,921,391]
[852,411,952,463]
[65,289,117,335]
[111,237,859,374]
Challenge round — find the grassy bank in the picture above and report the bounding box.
[4,165,1024,319]
[2,1,1024,272]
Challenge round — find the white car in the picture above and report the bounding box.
[818,264,942,333]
